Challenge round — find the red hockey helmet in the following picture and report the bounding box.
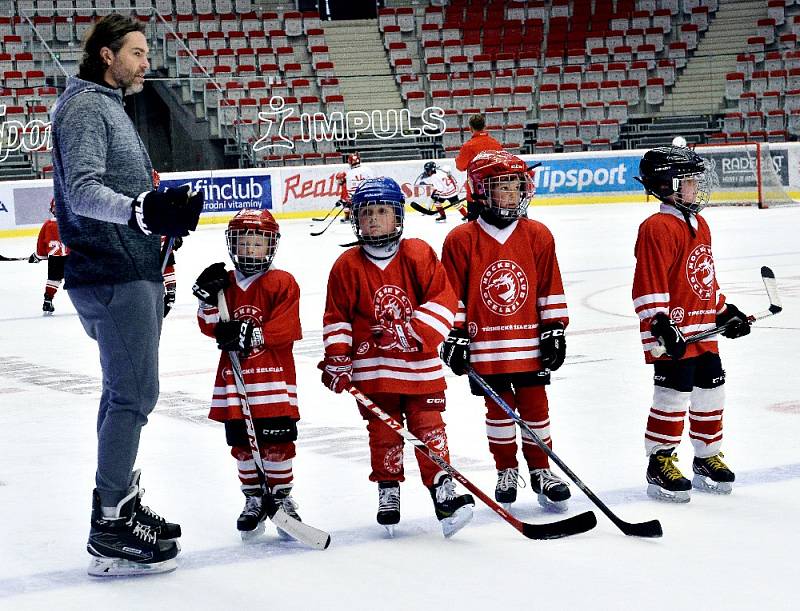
[225,209,281,275]
[467,150,534,221]
[348,152,361,168]
[335,171,347,185]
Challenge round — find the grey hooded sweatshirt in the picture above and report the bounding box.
[51,76,162,288]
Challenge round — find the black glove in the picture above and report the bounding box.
[192,262,229,306]
[128,185,204,237]
[440,327,470,376]
[431,193,446,203]
[214,320,263,356]
[650,312,686,360]
[539,322,566,371]
[163,286,176,318]
[717,303,751,339]
[28,253,43,263]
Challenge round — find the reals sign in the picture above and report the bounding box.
[160,175,272,213]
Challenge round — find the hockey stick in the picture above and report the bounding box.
[651,266,783,358]
[0,253,27,261]
[348,386,597,540]
[310,205,344,236]
[217,291,331,550]
[409,198,465,216]
[466,367,663,538]
[312,201,342,222]
[160,237,175,274]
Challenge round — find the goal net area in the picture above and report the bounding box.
[693,142,798,209]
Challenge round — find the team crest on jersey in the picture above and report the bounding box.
[480,260,529,316]
[422,427,447,454]
[467,321,478,339]
[685,244,715,300]
[233,305,265,357]
[356,341,370,356]
[670,307,685,323]
[373,285,413,324]
[383,444,403,475]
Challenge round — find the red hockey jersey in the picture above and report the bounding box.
[441,217,569,375]
[36,219,68,257]
[322,238,456,395]
[197,268,302,422]
[633,205,726,364]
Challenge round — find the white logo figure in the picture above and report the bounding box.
[253,96,294,151]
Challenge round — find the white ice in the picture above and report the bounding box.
[1,202,798,610]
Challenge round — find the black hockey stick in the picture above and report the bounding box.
[312,201,343,222]
[217,291,331,550]
[409,198,465,216]
[310,205,344,236]
[349,387,597,540]
[466,367,663,538]
[160,237,175,274]
[0,253,28,261]
[651,266,783,358]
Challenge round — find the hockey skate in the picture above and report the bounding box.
[42,296,54,315]
[130,470,181,541]
[495,467,524,508]
[435,215,447,223]
[530,468,570,512]
[377,481,401,536]
[429,474,474,538]
[646,449,691,503]
[692,453,735,495]
[87,487,179,577]
[237,489,267,541]
[273,485,302,541]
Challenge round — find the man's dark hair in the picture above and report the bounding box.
[78,14,145,83]
[469,114,486,131]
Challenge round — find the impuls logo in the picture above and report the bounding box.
[0,104,52,162]
[251,96,446,151]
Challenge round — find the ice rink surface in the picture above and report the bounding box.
[1,202,798,610]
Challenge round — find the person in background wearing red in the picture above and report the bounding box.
[29,198,69,315]
[455,114,503,220]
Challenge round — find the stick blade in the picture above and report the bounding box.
[270,507,331,550]
[760,266,783,311]
[619,518,663,538]
[521,510,597,540]
[760,266,774,279]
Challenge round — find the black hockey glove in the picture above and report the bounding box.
[163,286,176,318]
[28,253,43,263]
[440,327,470,376]
[128,185,204,237]
[192,262,229,306]
[650,312,686,360]
[431,193,446,204]
[214,320,263,357]
[716,303,751,339]
[539,322,566,371]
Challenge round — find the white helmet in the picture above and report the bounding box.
[671,136,687,148]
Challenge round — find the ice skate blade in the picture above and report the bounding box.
[500,502,513,511]
[382,524,395,538]
[441,504,474,538]
[43,311,53,317]
[537,494,569,513]
[88,556,177,577]
[240,521,266,542]
[692,475,732,495]
[647,483,690,503]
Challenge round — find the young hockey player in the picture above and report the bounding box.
[28,198,69,314]
[440,150,572,512]
[633,146,750,502]
[192,209,304,539]
[335,152,375,222]
[319,176,474,537]
[415,161,467,222]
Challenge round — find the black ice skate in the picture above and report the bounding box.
[646,449,691,503]
[377,481,401,536]
[435,215,447,223]
[429,474,474,538]
[130,469,181,541]
[530,468,571,512]
[237,489,267,541]
[495,467,524,508]
[42,295,54,315]
[692,453,735,495]
[273,484,302,541]
[87,487,179,577]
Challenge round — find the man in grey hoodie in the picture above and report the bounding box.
[51,14,202,576]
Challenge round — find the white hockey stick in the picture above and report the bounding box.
[651,266,783,358]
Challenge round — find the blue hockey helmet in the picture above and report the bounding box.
[350,177,405,247]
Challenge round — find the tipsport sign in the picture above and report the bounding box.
[160,175,272,213]
[527,156,640,194]
[0,104,52,163]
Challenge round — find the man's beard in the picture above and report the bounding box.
[111,64,144,94]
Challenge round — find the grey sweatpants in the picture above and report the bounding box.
[68,280,164,506]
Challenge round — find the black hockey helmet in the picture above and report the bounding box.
[637,146,710,214]
[424,161,436,176]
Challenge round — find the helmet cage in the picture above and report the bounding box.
[475,172,534,220]
[669,171,710,214]
[226,226,280,275]
[351,198,404,247]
